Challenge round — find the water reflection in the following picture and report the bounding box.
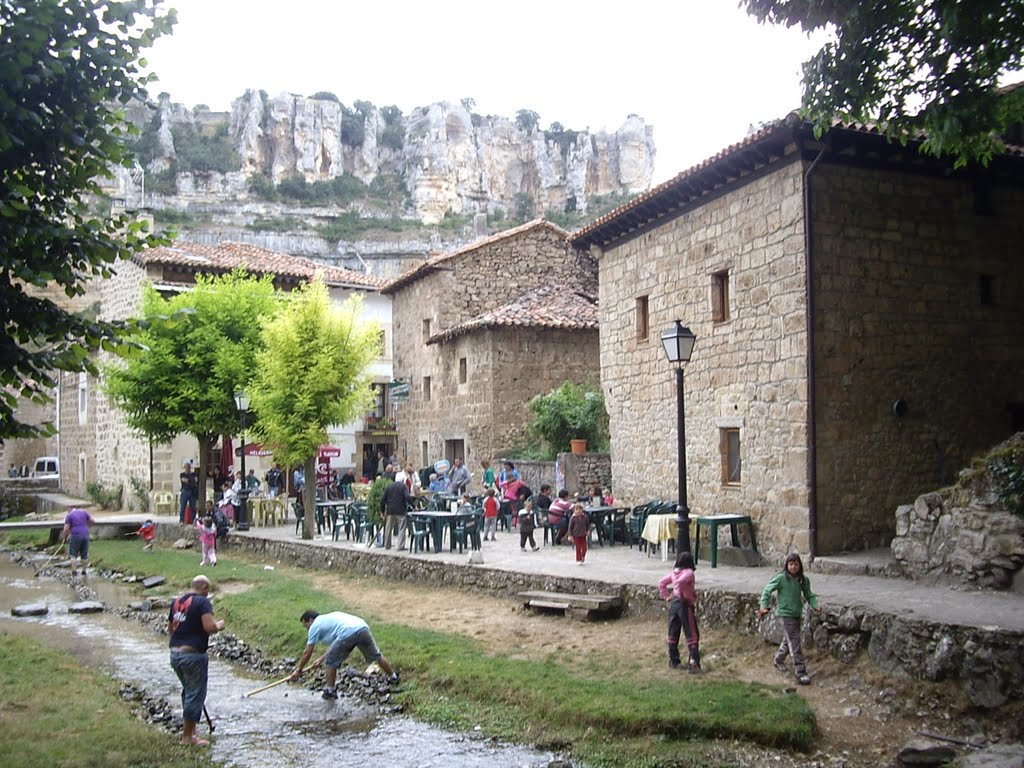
[0,558,559,768]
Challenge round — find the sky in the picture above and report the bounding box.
[143,0,829,184]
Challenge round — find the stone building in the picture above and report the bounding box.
[570,115,1024,559]
[51,241,390,503]
[383,219,600,476]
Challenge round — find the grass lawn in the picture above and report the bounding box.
[2,534,816,768]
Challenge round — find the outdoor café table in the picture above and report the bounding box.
[314,499,351,537]
[583,505,616,546]
[641,513,678,561]
[408,510,473,553]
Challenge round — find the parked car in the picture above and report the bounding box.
[32,456,59,480]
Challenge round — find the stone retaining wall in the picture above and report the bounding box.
[162,524,1022,709]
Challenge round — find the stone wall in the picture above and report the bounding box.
[810,165,1024,553]
[391,222,599,478]
[595,158,811,559]
[168,525,1022,708]
[891,438,1024,591]
[493,453,612,496]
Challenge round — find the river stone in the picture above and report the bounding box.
[897,741,957,766]
[12,603,48,617]
[956,743,1024,767]
[141,576,165,589]
[69,601,104,614]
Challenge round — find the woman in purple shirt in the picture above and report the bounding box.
[61,507,94,577]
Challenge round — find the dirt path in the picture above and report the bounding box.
[311,573,1021,766]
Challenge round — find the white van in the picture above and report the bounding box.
[32,456,60,479]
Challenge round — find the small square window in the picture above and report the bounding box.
[421,441,429,467]
[720,428,741,484]
[635,295,649,340]
[422,318,432,342]
[423,376,431,402]
[712,270,730,323]
[459,357,467,384]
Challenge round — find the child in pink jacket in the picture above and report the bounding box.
[658,551,701,672]
[196,514,218,566]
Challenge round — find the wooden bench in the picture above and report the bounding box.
[519,590,624,621]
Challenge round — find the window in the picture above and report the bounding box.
[635,295,649,339]
[369,383,386,420]
[78,452,87,483]
[376,329,387,356]
[459,357,467,384]
[77,373,88,425]
[720,428,741,484]
[979,274,994,305]
[422,318,432,342]
[712,270,730,323]
[423,375,431,402]
[421,441,429,467]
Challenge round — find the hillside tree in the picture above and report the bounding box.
[246,280,380,540]
[105,270,279,507]
[0,0,175,441]
[742,0,1024,166]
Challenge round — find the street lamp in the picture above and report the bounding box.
[661,321,697,555]
[233,389,250,532]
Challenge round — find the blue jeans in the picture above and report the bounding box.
[179,492,196,522]
[170,651,208,723]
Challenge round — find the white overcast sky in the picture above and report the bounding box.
[143,0,829,184]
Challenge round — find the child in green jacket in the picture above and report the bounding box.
[757,553,821,685]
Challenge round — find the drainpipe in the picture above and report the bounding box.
[803,140,827,561]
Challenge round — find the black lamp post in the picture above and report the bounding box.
[234,389,250,531]
[660,321,697,555]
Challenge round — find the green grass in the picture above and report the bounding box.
[5,538,817,767]
[0,633,216,768]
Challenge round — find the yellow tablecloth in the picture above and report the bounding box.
[641,513,678,561]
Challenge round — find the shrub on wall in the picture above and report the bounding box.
[527,379,609,458]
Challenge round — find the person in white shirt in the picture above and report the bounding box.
[394,461,422,495]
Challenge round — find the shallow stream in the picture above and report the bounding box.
[0,558,559,767]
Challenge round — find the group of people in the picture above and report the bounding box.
[169,573,396,747]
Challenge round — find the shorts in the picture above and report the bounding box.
[325,626,382,669]
[68,535,89,560]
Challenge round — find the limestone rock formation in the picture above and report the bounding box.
[128,91,655,225]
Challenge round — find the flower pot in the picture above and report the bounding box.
[570,439,588,455]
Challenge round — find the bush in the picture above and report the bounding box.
[85,481,123,510]
[986,439,1024,517]
[365,476,389,525]
[528,379,609,457]
[128,476,149,514]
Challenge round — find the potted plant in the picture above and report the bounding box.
[528,379,609,458]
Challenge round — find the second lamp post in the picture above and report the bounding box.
[660,321,696,555]
[234,389,250,532]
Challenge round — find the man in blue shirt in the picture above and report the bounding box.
[288,610,398,699]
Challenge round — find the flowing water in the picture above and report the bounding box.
[0,558,559,767]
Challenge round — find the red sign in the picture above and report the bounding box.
[316,445,342,487]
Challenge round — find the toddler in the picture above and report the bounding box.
[132,519,156,551]
[567,503,589,565]
[482,488,499,541]
[518,499,539,552]
[196,513,218,566]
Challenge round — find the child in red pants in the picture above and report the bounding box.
[567,503,589,565]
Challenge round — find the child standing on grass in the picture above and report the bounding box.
[658,551,701,673]
[482,487,499,541]
[196,514,218,566]
[518,499,540,552]
[132,519,156,551]
[567,503,589,565]
[757,553,821,685]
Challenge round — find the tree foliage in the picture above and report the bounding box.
[104,270,279,505]
[528,379,609,457]
[0,0,174,441]
[742,0,1024,166]
[246,280,379,538]
[516,109,541,132]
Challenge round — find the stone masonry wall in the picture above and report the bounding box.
[392,223,599,478]
[811,165,1024,553]
[171,526,1021,708]
[596,158,811,560]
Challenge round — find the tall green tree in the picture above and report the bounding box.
[105,270,279,506]
[247,280,379,539]
[0,0,175,441]
[742,0,1024,167]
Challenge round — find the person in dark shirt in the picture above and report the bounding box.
[380,479,412,550]
[168,575,225,747]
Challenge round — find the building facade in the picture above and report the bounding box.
[571,116,1024,558]
[385,220,600,477]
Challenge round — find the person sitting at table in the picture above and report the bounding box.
[547,489,572,545]
[428,472,449,493]
[338,469,356,499]
[602,487,614,506]
[535,484,552,514]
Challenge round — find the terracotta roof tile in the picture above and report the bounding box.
[383,219,570,294]
[427,284,597,344]
[139,241,387,289]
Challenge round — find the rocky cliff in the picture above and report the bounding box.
[124,91,655,225]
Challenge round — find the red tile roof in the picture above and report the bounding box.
[382,218,571,294]
[427,284,597,344]
[138,241,387,289]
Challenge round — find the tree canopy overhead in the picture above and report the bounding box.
[742,0,1024,166]
[0,0,175,441]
